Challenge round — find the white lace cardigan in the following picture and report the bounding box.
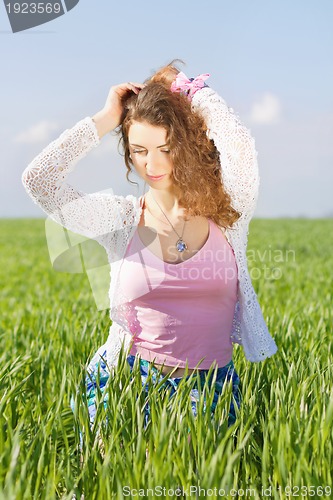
[21,86,278,366]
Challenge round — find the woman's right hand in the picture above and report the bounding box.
[104,82,145,126]
[92,82,146,139]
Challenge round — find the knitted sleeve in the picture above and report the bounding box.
[191,87,259,223]
[21,116,138,240]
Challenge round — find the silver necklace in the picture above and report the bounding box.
[149,192,188,253]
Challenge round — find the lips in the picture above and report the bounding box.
[147,174,166,180]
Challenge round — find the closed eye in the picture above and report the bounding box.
[132,150,170,154]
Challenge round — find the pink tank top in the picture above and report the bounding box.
[118,217,238,369]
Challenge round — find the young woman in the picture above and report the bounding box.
[21,59,278,435]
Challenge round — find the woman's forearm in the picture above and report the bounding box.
[191,87,259,221]
[21,117,108,239]
[91,109,120,140]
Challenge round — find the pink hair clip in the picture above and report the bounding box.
[170,71,210,100]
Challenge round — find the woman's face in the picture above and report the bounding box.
[128,121,174,187]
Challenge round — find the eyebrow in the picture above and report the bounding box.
[129,143,169,148]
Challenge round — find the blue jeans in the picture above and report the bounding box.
[72,351,241,430]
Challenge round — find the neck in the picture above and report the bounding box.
[146,188,184,217]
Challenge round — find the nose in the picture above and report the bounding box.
[145,151,164,176]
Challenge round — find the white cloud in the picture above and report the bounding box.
[13,120,59,144]
[250,92,281,124]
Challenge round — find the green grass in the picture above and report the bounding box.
[0,218,332,499]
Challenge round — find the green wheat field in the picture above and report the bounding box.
[0,218,332,499]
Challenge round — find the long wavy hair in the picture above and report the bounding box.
[115,58,241,229]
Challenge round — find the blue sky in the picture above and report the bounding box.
[1,0,332,217]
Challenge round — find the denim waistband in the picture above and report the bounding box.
[126,353,234,378]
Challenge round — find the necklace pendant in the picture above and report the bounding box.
[176,238,187,253]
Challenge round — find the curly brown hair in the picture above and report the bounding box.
[115,58,241,229]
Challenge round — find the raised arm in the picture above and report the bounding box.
[21,82,145,241]
[191,86,259,223]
